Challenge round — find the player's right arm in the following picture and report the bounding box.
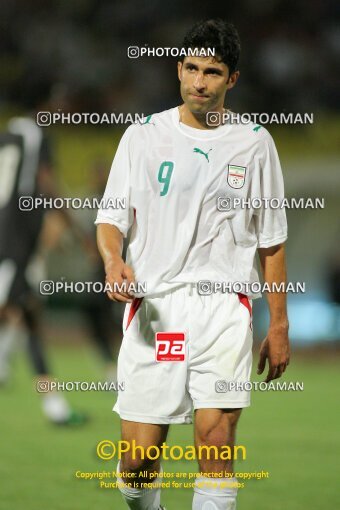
[97,224,135,303]
[95,126,135,302]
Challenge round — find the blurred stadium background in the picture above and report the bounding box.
[0,1,339,509]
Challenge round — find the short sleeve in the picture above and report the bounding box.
[95,127,134,237]
[254,133,288,248]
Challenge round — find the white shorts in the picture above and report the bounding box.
[114,284,253,424]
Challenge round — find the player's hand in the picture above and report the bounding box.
[105,257,136,303]
[257,322,290,382]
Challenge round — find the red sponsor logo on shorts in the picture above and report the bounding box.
[155,332,186,361]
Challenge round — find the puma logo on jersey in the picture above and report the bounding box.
[193,147,212,162]
[139,114,154,125]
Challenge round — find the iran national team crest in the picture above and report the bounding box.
[227,164,247,189]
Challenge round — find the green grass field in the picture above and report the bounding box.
[1,343,339,510]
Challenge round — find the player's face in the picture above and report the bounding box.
[177,56,239,114]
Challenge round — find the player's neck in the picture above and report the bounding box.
[178,104,225,130]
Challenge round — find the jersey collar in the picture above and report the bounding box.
[172,106,233,141]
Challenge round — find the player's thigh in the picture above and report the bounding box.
[194,408,242,446]
[194,408,243,472]
[121,419,169,446]
[120,419,169,471]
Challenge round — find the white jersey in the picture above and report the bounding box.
[95,107,287,298]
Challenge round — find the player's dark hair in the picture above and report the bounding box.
[181,19,241,75]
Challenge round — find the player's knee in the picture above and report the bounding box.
[197,429,235,473]
[121,453,155,473]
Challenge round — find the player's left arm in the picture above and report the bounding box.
[257,243,290,382]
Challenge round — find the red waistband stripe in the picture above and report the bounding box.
[126,297,144,330]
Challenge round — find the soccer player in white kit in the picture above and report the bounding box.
[96,19,290,510]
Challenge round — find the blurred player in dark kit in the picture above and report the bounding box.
[0,116,89,424]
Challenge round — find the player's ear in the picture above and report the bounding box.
[177,61,183,82]
[226,70,240,90]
